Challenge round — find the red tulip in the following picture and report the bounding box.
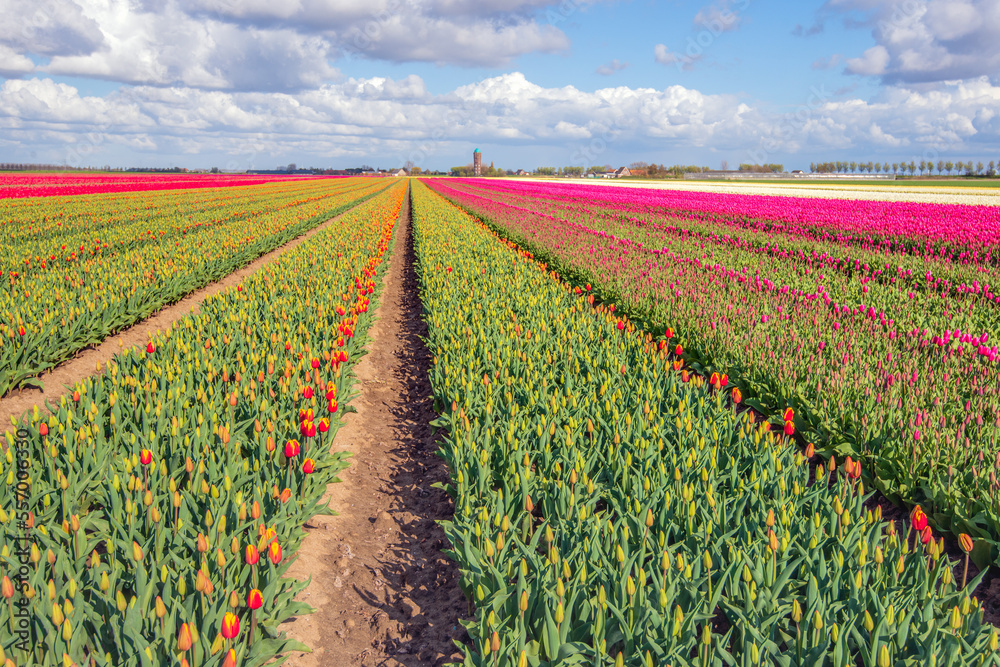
[268,542,283,564]
[911,506,928,532]
[616,320,625,330]
[783,420,795,436]
[284,440,300,458]
[300,421,316,438]
[140,449,153,466]
[302,459,315,474]
[665,327,674,339]
[221,612,240,639]
[920,525,933,545]
[782,407,794,422]
[674,344,683,356]
[245,545,259,565]
[328,399,338,414]
[38,423,49,436]
[311,358,320,369]
[146,342,155,354]
[285,341,292,351]
[17,325,26,337]
[248,589,263,610]
[317,418,329,433]
[303,386,313,399]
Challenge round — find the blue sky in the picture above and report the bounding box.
[1,0,999,171]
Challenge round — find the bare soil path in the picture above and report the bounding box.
[0,207,357,432]
[282,186,467,666]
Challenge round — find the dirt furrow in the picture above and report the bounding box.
[0,206,359,432]
[282,185,467,666]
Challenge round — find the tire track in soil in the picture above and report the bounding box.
[0,205,361,433]
[282,185,467,666]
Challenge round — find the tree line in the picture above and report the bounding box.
[811,160,998,176]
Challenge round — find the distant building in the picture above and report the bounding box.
[394,168,407,177]
[516,169,529,176]
[473,148,482,177]
[614,167,632,178]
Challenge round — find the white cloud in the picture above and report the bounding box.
[1,73,998,168]
[595,59,628,76]
[0,0,104,56]
[823,0,1000,84]
[0,0,615,91]
[0,45,35,76]
[654,44,680,65]
[846,45,890,75]
[693,0,746,33]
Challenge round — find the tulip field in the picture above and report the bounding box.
[411,179,999,665]
[4,172,1000,667]
[425,179,1000,565]
[0,178,392,395]
[0,179,405,666]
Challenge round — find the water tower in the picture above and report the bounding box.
[473,148,482,177]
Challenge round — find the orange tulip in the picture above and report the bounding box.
[1,576,14,599]
[38,423,49,437]
[177,623,193,651]
[731,387,742,404]
[222,649,237,667]
[959,534,974,553]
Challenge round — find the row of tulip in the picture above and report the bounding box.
[410,179,997,666]
[1,178,392,395]
[425,178,1000,567]
[0,180,406,666]
[0,173,317,199]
